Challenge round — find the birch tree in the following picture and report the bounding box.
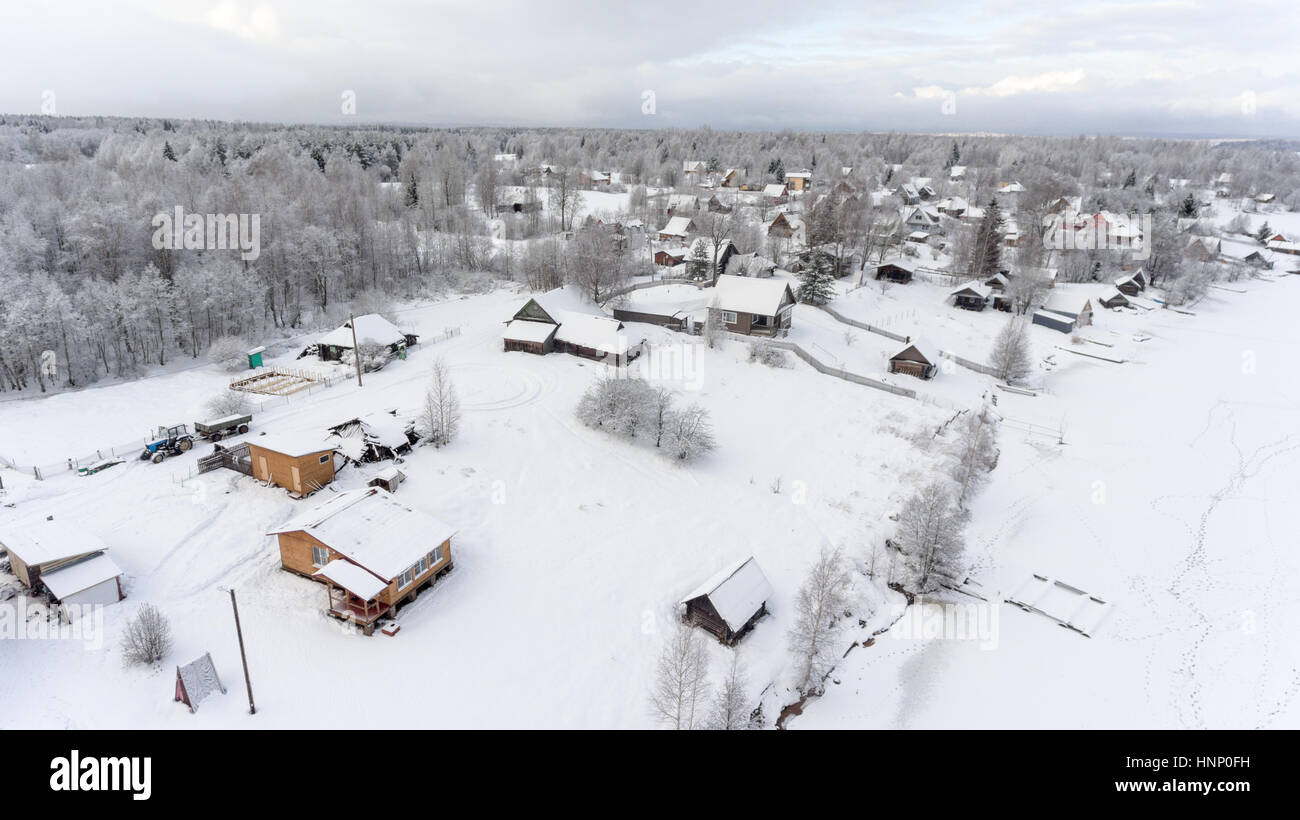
[788,547,852,695]
[650,621,711,729]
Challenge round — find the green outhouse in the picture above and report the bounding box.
[247,346,266,369]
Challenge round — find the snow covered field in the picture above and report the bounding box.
[3,270,1299,729]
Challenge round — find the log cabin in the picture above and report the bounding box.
[268,487,456,635]
[679,557,773,645]
[875,260,917,284]
[949,281,991,311]
[888,342,939,379]
[710,275,795,337]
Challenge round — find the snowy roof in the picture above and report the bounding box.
[177,653,225,711]
[0,520,108,567]
[785,170,811,179]
[951,280,992,299]
[314,558,389,601]
[877,257,917,273]
[680,557,773,633]
[40,553,122,599]
[318,314,406,350]
[554,312,630,354]
[891,340,935,365]
[503,319,558,344]
[1099,288,1129,304]
[349,412,409,451]
[660,216,693,236]
[268,487,456,582]
[248,430,336,458]
[762,183,787,197]
[711,275,793,316]
[688,237,735,259]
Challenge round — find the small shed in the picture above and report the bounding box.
[175,652,227,713]
[889,341,939,380]
[1098,289,1130,309]
[246,432,338,497]
[1032,310,1076,334]
[680,557,774,645]
[1115,274,1144,297]
[246,346,266,369]
[369,466,407,493]
[41,554,125,621]
[949,281,991,311]
[875,260,916,284]
[0,520,114,595]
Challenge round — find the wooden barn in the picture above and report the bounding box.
[315,314,416,363]
[503,289,644,365]
[875,259,917,284]
[268,487,455,635]
[949,281,991,311]
[246,433,338,497]
[1032,310,1076,334]
[0,520,124,620]
[1098,289,1130,309]
[711,275,795,337]
[679,557,774,645]
[888,341,939,380]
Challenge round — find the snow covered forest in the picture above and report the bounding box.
[3,113,1299,394]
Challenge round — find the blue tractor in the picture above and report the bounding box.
[140,423,195,463]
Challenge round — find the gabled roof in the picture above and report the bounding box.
[248,430,336,458]
[660,215,694,236]
[711,274,794,316]
[41,553,123,599]
[318,314,406,350]
[950,280,992,299]
[268,487,456,582]
[762,183,788,197]
[314,558,389,601]
[876,257,917,273]
[503,319,558,344]
[553,313,630,354]
[679,557,773,633]
[890,341,935,366]
[0,520,108,567]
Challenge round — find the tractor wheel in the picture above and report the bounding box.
[178,438,193,452]
[237,424,249,434]
[139,450,152,461]
[210,432,223,442]
[151,452,165,464]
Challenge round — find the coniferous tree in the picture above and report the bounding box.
[968,199,1004,279]
[162,141,176,162]
[795,248,836,305]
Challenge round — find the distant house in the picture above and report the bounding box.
[246,432,339,497]
[665,194,700,216]
[658,215,695,242]
[728,252,777,278]
[762,183,789,205]
[875,260,917,284]
[679,557,773,644]
[1115,273,1145,296]
[706,194,732,214]
[1032,310,1076,334]
[1097,289,1130,309]
[897,183,920,205]
[683,160,706,176]
[711,275,795,337]
[503,289,643,365]
[998,181,1025,193]
[784,170,812,191]
[497,196,540,214]
[767,212,796,238]
[949,165,966,181]
[984,273,1012,311]
[1043,295,1093,327]
[950,281,991,311]
[903,206,942,234]
[315,314,415,363]
[1255,193,1276,204]
[268,487,455,635]
[653,248,687,268]
[1266,238,1300,256]
[1185,235,1221,262]
[718,168,744,187]
[937,196,968,218]
[888,341,938,380]
[0,520,124,620]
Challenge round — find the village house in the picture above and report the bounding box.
[784,170,812,191]
[1097,289,1130,309]
[903,205,942,234]
[327,411,414,463]
[502,289,644,365]
[949,165,966,181]
[683,160,706,177]
[268,487,455,635]
[950,281,992,311]
[888,341,939,380]
[679,557,773,645]
[710,274,795,337]
[657,215,695,242]
[653,247,687,268]
[246,432,340,497]
[937,196,968,218]
[1043,295,1094,328]
[762,183,789,205]
[718,168,745,187]
[875,259,917,284]
[687,237,737,279]
[706,194,732,214]
[1266,238,1300,256]
[0,520,124,621]
[313,314,416,363]
[767,212,798,239]
[1115,272,1146,296]
[728,252,777,278]
[1185,235,1222,262]
[664,193,700,216]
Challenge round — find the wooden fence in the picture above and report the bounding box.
[725,333,917,399]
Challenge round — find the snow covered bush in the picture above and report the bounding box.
[342,340,391,373]
[575,374,653,439]
[667,403,716,462]
[747,341,790,369]
[120,603,173,666]
[576,375,717,462]
[206,335,250,372]
[203,389,252,419]
[893,482,968,596]
[989,317,1033,384]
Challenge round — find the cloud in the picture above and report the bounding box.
[961,69,1087,97]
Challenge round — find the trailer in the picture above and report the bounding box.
[194,414,253,442]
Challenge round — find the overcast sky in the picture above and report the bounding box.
[5,0,1297,137]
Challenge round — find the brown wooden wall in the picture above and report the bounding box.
[248,445,336,495]
[277,530,453,606]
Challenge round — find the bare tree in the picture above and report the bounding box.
[203,388,252,419]
[120,603,173,666]
[668,403,716,462]
[788,547,852,695]
[894,482,967,595]
[708,650,756,729]
[989,316,1033,383]
[206,335,251,372]
[418,357,461,446]
[650,621,712,729]
[949,406,999,508]
[548,166,585,232]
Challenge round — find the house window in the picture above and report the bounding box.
[721,311,737,323]
[318,454,330,464]
[414,557,428,577]
[398,568,414,589]
[311,546,329,567]
[429,546,443,566]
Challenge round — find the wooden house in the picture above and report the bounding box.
[767,212,800,239]
[762,183,789,205]
[950,281,991,311]
[1,520,124,620]
[710,275,795,337]
[728,252,777,278]
[502,290,643,365]
[328,411,413,463]
[1043,295,1093,328]
[315,314,416,363]
[653,248,687,268]
[706,194,732,214]
[679,557,773,644]
[246,433,339,497]
[875,260,917,284]
[1097,289,1130,309]
[658,215,695,242]
[268,487,455,635]
[1114,274,1144,296]
[687,237,737,279]
[984,273,1012,311]
[888,342,939,380]
[784,170,812,192]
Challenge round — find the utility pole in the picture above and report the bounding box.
[230,589,256,715]
[349,313,363,388]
